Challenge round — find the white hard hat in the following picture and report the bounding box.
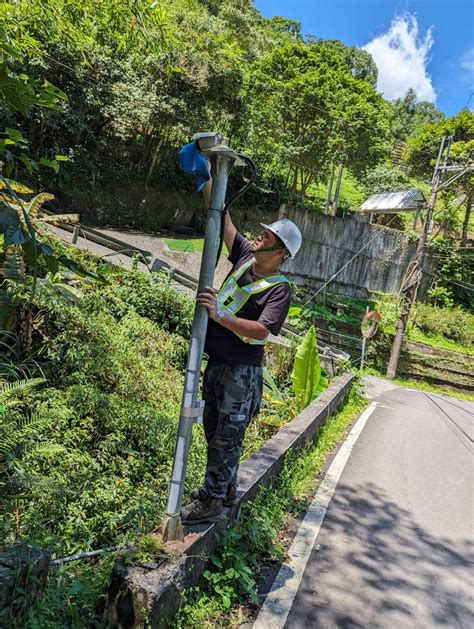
[260,219,302,258]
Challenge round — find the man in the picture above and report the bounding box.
[181,207,302,524]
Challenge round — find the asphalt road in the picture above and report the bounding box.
[283,378,473,628]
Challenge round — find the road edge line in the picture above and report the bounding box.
[252,401,378,629]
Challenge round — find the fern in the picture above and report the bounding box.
[0,378,46,464]
[0,378,45,405]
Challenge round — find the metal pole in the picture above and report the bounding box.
[72,225,80,244]
[162,154,233,542]
[332,164,343,216]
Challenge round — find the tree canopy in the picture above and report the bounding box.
[0,0,467,224]
[244,40,389,199]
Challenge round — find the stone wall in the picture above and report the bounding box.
[280,208,438,299]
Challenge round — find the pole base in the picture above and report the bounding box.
[161,512,184,543]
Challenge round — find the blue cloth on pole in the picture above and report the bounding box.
[179,141,210,192]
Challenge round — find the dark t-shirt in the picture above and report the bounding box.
[204,232,292,366]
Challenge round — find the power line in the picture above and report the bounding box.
[422,269,474,292]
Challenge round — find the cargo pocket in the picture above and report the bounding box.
[220,413,248,444]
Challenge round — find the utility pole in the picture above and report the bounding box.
[386,137,473,379]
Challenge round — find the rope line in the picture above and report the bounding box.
[299,214,400,308]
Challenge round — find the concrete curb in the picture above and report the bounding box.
[105,372,354,628]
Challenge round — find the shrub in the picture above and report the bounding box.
[104,268,194,339]
[413,303,473,348]
[1,280,202,554]
[426,285,454,308]
[372,292,402,336]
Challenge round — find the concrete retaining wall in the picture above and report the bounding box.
[280,208,438,299]
[105,372,354,628]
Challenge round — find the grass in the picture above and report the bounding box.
[406,327,474,356]
[165,238,205,253]
[305,170,366,212]
[174,384,368,628]
[285,385,368,498]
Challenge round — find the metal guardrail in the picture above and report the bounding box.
[42,211,153,263]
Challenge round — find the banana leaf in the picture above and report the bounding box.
[25,193,55,218]
[39,213,79,225]
[263,366,284,401]
[290,325,322,411]
[0,178,33,194]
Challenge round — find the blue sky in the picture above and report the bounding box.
[255,0,474,117]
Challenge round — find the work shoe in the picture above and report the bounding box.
[181,496,223,524]
[190,484,237,507]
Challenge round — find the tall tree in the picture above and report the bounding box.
[244,40,389,201]
[389,88,444,145]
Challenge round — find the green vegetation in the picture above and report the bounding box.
[0,230,306,626]
[1,0,454,227]
[290,291,368,327]
[289,289,473,356]
[165,237,205,253]
[406,110,473,247]
[175,385,368,628]
[291,326,328,411]
[1,0,472,624]
[374,293,474,355]
[305,170,367,212]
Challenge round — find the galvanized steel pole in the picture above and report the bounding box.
[162,152,233,542]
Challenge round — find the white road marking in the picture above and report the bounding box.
[252,402,378,629]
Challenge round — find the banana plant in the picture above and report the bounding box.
[0,175,105,336]
[291,325,328,411]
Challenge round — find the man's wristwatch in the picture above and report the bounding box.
[214,309,226,322]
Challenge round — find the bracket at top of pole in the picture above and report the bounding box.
[191,131,246,166]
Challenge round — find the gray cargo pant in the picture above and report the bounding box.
[202,362,263,500]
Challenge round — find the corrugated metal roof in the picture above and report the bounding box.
[359,189,426,213]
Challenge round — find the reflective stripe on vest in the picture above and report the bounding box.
[216,258,288,345]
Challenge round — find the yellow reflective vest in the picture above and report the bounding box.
[216,258,288,345]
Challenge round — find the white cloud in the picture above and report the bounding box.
[460,47,474,74]
[363,14,436,102]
